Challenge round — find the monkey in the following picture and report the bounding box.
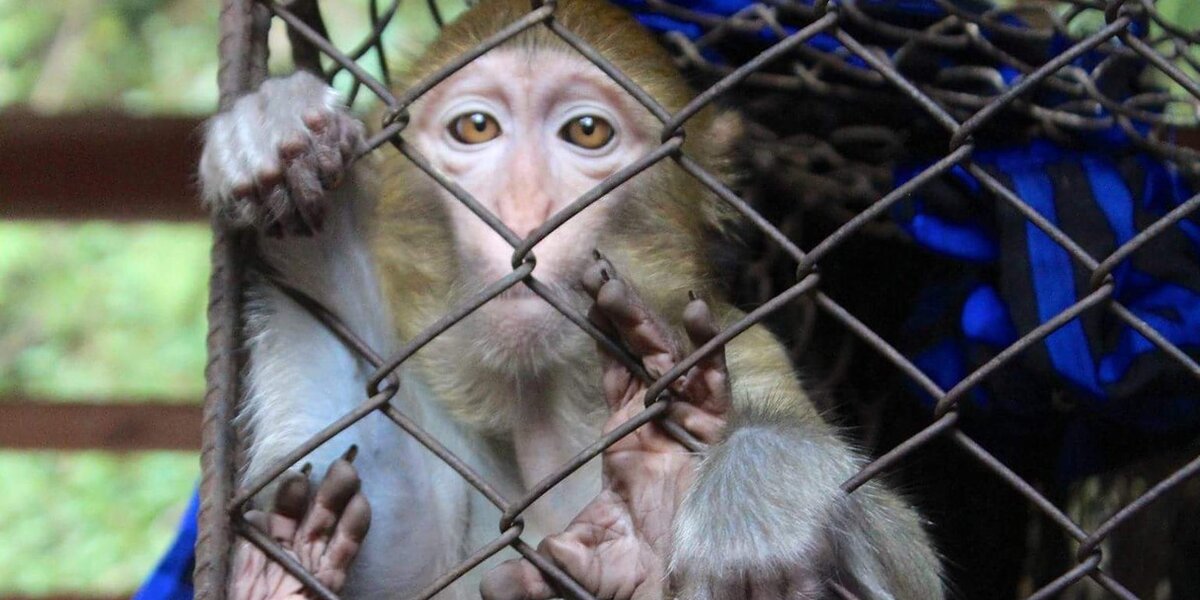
[199,0,944,598]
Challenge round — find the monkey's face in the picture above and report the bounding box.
[407,49,655,352]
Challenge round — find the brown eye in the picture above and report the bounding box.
[449,112,501,144]
[560,115,614,150]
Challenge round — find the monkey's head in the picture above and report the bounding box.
[376,0,738,394]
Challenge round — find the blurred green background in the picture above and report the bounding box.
[2,0,219,593]
[0,0,446,596]
[0,0,1195,597]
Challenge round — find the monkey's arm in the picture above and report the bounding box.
[671,323,944,599]
[199,71,381,478]
[482,261,941,599]
[200,71,471,598]
[481,278,734,600]
[576,257,943,598]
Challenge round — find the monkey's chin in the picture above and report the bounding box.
[470,297,580,376]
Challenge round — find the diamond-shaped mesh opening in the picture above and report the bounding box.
[198,1,1200,598]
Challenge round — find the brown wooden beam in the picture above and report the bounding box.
[0,111,206,221]
[0,399,202,451]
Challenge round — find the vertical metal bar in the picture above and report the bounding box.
[196,1,264,599]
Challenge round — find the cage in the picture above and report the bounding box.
[197,1,1200,598]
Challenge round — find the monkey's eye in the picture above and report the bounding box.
[448,112,501,144]
[560,115,614,150]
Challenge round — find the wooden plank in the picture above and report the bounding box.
[0,399,202,451]
[0,111,205,221]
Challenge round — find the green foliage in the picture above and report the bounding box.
[0,222,210,401]
[0,0,454,114]
[0,451,197,596]
[0,221,209,596]
[0,0,220,113]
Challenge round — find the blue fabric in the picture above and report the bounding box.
[1007,148,1105,397]
[894,139,1200,475]
[135,490,198,600]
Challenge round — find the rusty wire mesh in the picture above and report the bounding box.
[198,0,1200,598]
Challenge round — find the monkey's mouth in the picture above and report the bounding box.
[496,283,537,302]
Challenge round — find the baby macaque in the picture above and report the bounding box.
[199,0,944,598]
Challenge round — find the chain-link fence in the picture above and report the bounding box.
[197,0,1200,598]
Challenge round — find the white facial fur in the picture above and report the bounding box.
[407,49,653,340]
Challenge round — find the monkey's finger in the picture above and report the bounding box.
[304,110,347,191]
[232,160,281,229]
[589,304,639,412]
[276,130,320,235]
[581,255,616,297]
[682,295,724,373]
[338,119,368,165]
[283,153,326,236]
[262,185,294,238]
[296,458,361,547]
[680,296,732,416]
[584,256,679,381]
[666,402,726,446]
[242,509,271,536]
[594,277,679,383]
[540,529,588,570]
[315,493,370,592]
[480,559,556,600]
[244,506,298,550]
[273,470,313,522]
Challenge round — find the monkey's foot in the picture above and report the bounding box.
[480,259,732,600]
[231,457,371,600]
[200,71,366,236]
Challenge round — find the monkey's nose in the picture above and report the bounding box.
[497,194,554,239]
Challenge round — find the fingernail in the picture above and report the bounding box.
[688,290,698,301]
[342,444,359,463]
[300,462,313,476]
[599,268,610,283]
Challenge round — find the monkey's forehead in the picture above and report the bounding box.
[407,50,658,123]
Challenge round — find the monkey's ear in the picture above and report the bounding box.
[691,108,747,238]
[707,109,746,160]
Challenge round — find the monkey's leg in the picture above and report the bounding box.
[232,457,371,600]
[481,270,732,600]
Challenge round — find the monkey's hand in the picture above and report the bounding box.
[231,456,371,600]
[200,71,366,236]
[669,394,942,595]
[485,260,940,599]
[480,261,732,600]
